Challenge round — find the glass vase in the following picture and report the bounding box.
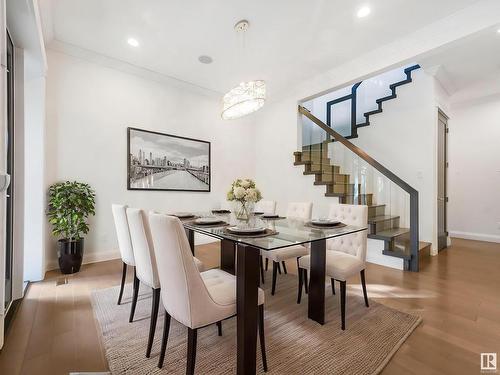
[232,201,255,222]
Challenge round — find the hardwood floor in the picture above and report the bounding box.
[0,238,499,374]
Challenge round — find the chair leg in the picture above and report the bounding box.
[158,310,171,368]
[331,278,335,295]
[186,328,198,375]
[258,304,268,372]
[271,261,278,296]
[277,262,282,274]
[146,288,161,357]
[217,321,222,336]
[281,261,288,274]
[260,256,265,284]
[360,269,369,307]
[129,270,140,323]
[340,280,346,330]
[304,269,309,294]
[117,262,127,305]
[265,258,269,271]
[297,267,303,304]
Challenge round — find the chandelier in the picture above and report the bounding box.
[221,80,266,120]
[221,20,266,120]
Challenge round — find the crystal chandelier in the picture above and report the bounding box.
[221,20,266,120]
[221,80,266,120]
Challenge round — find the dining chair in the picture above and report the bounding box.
[126,208,206,358]
[111,204,136,306]
[261,202,313,295]
[255,200,277,215]
[148,213,268,373]
[297,203,369,330]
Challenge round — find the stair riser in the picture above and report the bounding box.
[316,173,349,184]
[310,162,333,172]
[339,194,373,205]
[327,184,359,195]
[368,205,386,218]
[369,217,400,234]
[303,154,330,165]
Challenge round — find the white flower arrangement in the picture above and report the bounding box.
[227,178,262,204]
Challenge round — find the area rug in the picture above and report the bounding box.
[91,273,421,374]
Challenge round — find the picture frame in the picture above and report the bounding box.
[127,127,211,192]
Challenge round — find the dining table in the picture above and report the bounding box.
[181,212,367,375]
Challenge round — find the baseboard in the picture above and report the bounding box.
[449,231,500,244]
[45,249,121,272]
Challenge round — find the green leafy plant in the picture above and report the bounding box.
[47,181,96,241]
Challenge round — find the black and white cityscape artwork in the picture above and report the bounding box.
[127,128,210,192]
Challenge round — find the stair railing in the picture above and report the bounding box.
[299,105,420,271]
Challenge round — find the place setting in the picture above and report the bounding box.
[305,218,347,229]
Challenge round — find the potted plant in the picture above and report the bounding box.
[226,178,262,221]
[47,181,96,274]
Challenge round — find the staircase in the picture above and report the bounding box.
[324,64,421,140]
[295,139,430,270]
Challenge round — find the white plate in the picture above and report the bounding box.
[227,226,266,234]
[173,212,194,218]
[195,217,223,225]
[311,219,340,226]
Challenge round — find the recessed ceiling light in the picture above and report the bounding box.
[198,55,213,64]
[127,38,139,47]
[357,6,371,18]
[497,28,500,34]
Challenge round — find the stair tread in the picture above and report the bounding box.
[368,204,386,208]
[389,79,411,89]
[368,215,400,223]
[376,94,397,103]
[368,227,409,240]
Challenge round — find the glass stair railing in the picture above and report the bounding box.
[297,106,421,271]
[302,64,420,140]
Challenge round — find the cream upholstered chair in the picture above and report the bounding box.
[261,202,312,295]
[297,203,369,330]
[111,204,135,306]
[126,208,162,358]
[126,208,205,358]
[255,200,277,215]
[148,213,268,373]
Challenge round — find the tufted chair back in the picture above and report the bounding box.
[255,200,277,215]
[149,213,231,329]
[111,204,135,266]
[286,202,313,221]
[126,208,160,289]
[327,204,368,260]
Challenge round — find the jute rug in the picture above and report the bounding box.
[91,273,421,374]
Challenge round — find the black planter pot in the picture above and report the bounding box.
[58,238,84,274]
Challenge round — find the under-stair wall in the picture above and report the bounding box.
[347,68,437,250]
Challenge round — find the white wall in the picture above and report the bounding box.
[448,94,500,243]
[24,75,46,281]
[44,50,256,269]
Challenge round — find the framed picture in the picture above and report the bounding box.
[127,127,211,192]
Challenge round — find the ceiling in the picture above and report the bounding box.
[419,27,500,97]
[39,0,482,95]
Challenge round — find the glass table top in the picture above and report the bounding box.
[181,212,367,251]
